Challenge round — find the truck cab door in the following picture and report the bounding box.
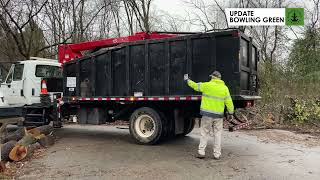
[4,64,26,105]
[0,66,14,102]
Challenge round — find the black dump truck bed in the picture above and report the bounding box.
[63,30,260,102]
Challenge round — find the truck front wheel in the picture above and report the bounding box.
[129,107,163,145]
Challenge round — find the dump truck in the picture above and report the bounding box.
[54,29,260,144]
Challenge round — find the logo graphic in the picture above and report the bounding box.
[285,8,304,26]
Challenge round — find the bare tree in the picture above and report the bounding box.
[111,0,121,37]
[305,0,320,51]
[123,0,135,35]
[184,0,218,31]
[126,0,153,32]
[307,0,320,29]
[0,0,49,59]
[185,0,292,65]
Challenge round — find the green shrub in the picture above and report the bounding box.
[283,98,320,124]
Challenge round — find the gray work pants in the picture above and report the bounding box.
[198,116,223,158]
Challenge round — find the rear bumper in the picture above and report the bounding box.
[233,95,261,101]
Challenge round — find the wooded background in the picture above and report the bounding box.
[0,0,319,124]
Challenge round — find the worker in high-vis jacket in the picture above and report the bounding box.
[184,71,234,159]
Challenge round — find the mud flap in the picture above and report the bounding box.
[87,108,106,125]
[77,106,88,124]
[174,109,184,135]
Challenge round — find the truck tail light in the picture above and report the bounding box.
[70,96,77,102]
[246,100,254,108]
[233,31,240,38]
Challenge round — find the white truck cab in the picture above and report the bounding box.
[0,57,61,106]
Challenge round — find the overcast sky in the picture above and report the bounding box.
[154,0,186,16]
[153,0,306,39]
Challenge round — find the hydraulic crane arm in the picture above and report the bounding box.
[58,32,177,63]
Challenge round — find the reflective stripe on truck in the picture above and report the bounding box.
[77,96,202,101]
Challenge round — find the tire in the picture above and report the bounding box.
[129,107,163,145]
[183,118,195,135]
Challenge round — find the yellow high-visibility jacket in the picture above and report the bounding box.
[187,78,234,118]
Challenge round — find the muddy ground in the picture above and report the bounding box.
[15,125,320,180]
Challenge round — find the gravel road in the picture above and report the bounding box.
[16,125,320,180]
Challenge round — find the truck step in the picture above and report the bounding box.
[25,114,44,117]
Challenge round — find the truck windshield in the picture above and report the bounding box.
[36,65,62,78]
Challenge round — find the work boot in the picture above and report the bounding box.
[195,153,205,159]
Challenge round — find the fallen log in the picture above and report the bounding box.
[28,125,53,136]
[9,142,43,162]
[27,128,41,137]
[0,117,24,136]
[5,125,54,162]
[9,134,37,161]
[38,135,55,147]
[17,134,37,146]
[1,140,17,161]
[0,128,26,144]
[26,142,41,157]
[9,145,27,161]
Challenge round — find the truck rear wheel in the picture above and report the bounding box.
[129,107,163,145]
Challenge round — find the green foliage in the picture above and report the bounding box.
[258,63,320,124]
[284,98,320,124]
[258,61,290,105]
[257,26,320,125]
[310,100,320,121]
[288,27,320,75]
